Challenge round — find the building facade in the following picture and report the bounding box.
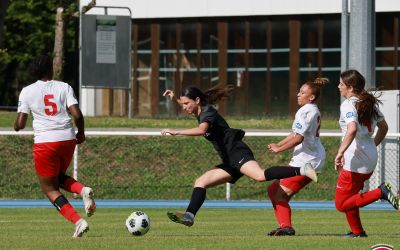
[80,0,400,117]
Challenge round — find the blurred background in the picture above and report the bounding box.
[0,0,399,118]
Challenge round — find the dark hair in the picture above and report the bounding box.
[340,69,382,126]
[181,85,230,106]
[29,55,53,80]
[303,77,328,102]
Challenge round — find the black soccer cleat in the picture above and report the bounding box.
[268,227,295,236]
[267,227,281,236]
[379,182,399,210]
[167,211,194,227]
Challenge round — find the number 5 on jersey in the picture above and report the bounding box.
[44,94,58,116]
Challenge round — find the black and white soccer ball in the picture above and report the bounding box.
[125,211,150,236]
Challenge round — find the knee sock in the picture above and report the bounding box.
[186,187,206,216]
[276,200,292,228]
[59,174,84,194]
[341,188,381,210]
[53,195,81,224]
[264,166,300,181]
[267,182,280,226]
[345,208,364,234]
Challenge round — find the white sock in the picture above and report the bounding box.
[299,166,306,176]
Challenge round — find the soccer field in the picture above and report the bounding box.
[1,208,398,249]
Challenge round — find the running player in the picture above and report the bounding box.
[334,69,399,238]
[267,78,327,236]
[161,85,318,227]
[14,55,96,237]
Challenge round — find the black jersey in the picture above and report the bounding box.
[197,105,249,165]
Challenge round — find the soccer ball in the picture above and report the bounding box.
[125,211,150,236]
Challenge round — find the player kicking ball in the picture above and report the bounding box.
[161,85,318,228]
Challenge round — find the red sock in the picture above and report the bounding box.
[276,200,292,228]
[345,208,363,234]
[59,203,81,224]
[341,188,381,209]
[63,178,84,194]
[267,183,280,226]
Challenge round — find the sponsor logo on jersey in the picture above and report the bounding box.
[295,123,302,129]
[345,112,354,118]
[371,244,393,250]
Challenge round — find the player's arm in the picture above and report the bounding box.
[161,122,209,136]
[14,112,28,131]
[276,133,295,146]
[334,121,357,170]
[268,133,303,153]
[68,104,85,144]
[374,119,388,146]
[163,89,182,106]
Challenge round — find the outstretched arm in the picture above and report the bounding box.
[276,133,295,147]
[161,122,209,136]
[163,89,182,107]
[268,132,303,153]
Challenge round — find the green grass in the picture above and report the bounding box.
[0,111,340,129]
[0,208,398,249]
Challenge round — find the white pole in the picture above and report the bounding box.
[225,183,231,201]
[73,144,79,181]
[73,144,79,198]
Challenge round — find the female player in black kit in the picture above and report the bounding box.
[161,85,317,227]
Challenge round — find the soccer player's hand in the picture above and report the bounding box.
[161,128,177,136]
[76,131,86,144]
[334,153,344,171]
[163,90,175,100]
[267,143,280,153]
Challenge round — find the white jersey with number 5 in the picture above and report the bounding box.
[290,103,326,173]
[17,80,78,143]
[339,96,384,174]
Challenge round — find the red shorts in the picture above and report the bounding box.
[334,169,373,211]
[33,140,76,177]
[279,175,312,193]
[335,169,372,194]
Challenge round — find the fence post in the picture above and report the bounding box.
[73,144,79,198]
[226,183,231,200]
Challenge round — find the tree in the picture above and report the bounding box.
[0,0,79,107]
[0,0,10,49]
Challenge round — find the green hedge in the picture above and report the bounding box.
[0,135,340,200]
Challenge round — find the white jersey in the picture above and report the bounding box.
[339,96,384,174]
[289,103,326,173]
[17,80,78,143]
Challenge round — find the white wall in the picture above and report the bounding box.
[80,0,400,19]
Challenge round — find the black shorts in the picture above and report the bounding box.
[216,143,255,184]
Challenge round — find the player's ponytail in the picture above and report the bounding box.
[340,69,382,126]
[356,90,382,126]
[181,84,231,106]
[304,77,328,102]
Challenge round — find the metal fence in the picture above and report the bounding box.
[0,131,399,201]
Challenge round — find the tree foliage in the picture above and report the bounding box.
[0,0,78,107]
